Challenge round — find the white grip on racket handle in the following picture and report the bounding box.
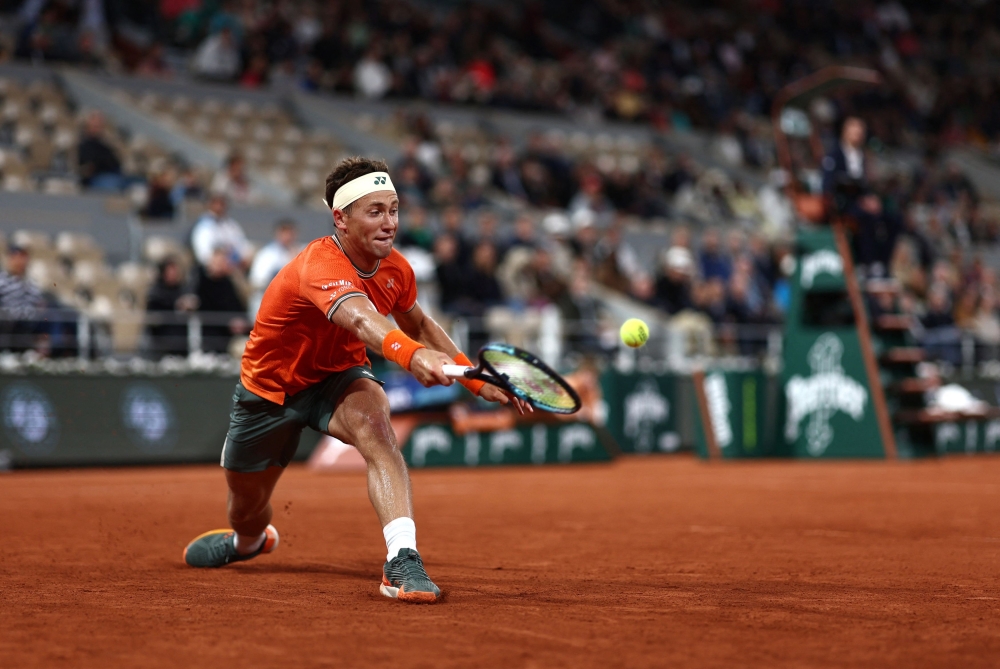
[442,364,472,378]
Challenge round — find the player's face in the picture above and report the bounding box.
[338,190,399,260]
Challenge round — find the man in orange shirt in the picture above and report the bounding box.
[182,157,525,603]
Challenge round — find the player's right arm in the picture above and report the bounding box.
[330,295,455,388]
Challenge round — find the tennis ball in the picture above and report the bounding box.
[620,318,649,348]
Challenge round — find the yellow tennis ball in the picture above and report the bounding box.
[620,318,649,348]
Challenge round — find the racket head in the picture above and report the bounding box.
[477,343,582,414]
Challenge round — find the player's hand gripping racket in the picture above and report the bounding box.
[441,343,582,414]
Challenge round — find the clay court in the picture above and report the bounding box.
[3,456,1000,668]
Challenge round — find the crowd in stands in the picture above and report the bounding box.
[8,1,1000,152]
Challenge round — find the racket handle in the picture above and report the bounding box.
[442,364,472,378]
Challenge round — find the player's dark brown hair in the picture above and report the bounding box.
[324,156,390,212]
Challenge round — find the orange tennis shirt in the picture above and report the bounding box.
[240,235,417,404]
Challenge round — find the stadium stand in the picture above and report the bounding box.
[1,1,1000,379]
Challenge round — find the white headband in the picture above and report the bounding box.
[327,171,396,210]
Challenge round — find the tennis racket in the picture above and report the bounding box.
[442,343,582,414]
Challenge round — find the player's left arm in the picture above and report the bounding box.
[393,302,530,413]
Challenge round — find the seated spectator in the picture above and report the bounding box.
[972,290,1000,360]
[77,111,123,191]
[507,214,537,252]
[652,247,695,315]
[920,284,961,365]
[145,258,196,357]
[248,219,299,321]
[465,241,504,352]
[190,193,254,271]
[0,245,47,353]
[141,167,177,219]
[397,206,434,251]
[171,166,206,206]
[433,234,467,315]
[439,206,472,265]
[210,153,256,204]
[698,229,731,282]
[192,26,240,81]
[195,248,249,355]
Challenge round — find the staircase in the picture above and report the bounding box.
[862,279,1000,456]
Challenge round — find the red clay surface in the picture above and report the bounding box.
[3,456,1000,668]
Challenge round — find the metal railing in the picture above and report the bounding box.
[0,309,994,377]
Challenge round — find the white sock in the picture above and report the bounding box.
[234,531,266,555]
[382,517,417,561]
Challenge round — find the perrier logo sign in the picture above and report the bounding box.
[785,334,867,456]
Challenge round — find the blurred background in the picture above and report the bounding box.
[0,0,999,465]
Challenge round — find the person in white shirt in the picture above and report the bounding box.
[192,27,240,81]
[191,193,254,271]
[247,219,300,321]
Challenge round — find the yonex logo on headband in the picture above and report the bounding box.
[329,171,396,210]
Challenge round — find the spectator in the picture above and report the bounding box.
[209,152,256,204]
[972,290,1000,360]
[145,257,196,357]
[397,206,434,251]
[141,167,177,219]
[354,46,392,99]
[0,245,46,353]
[192,26,240,81]
[247,219,298,321]
[190,193,253,270]
[433,234,467,315]
[465,241,504,352]
[439,206,472,265]
[652,247,695,315]
[698,229,731,282]
[77,111,123,191]
[920,284,961,366]
[195,248,249,354]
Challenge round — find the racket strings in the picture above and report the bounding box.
[481,350,578,412]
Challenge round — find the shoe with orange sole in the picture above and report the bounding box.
[380,548,442,603]
[183,524,279,568]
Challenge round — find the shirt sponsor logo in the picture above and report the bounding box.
[321,280,353,290]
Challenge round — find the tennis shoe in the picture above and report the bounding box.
[183,524,279,568]
[380,548,441,603]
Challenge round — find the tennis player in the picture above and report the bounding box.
[182,157,526,603]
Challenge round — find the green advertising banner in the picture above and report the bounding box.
[782,228,885,458]
[934,418,1000,455]
[601,371,681,454]
[693,369,788,459]
[0,375,321,468]
[400,421,613,468]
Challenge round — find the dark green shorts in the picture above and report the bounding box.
[221,367,383,472]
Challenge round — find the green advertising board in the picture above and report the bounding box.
[601,370,681,454]
[0,375,320,468]
[782,228,885,458]
[400,421,613,468]
[933,418,1000,455]
[693,369,788,459]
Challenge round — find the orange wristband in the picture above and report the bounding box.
[454,352,486,396]
[382,329,425,371]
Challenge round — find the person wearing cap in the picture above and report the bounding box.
[181,157,528,604]
[0,244,47,353]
